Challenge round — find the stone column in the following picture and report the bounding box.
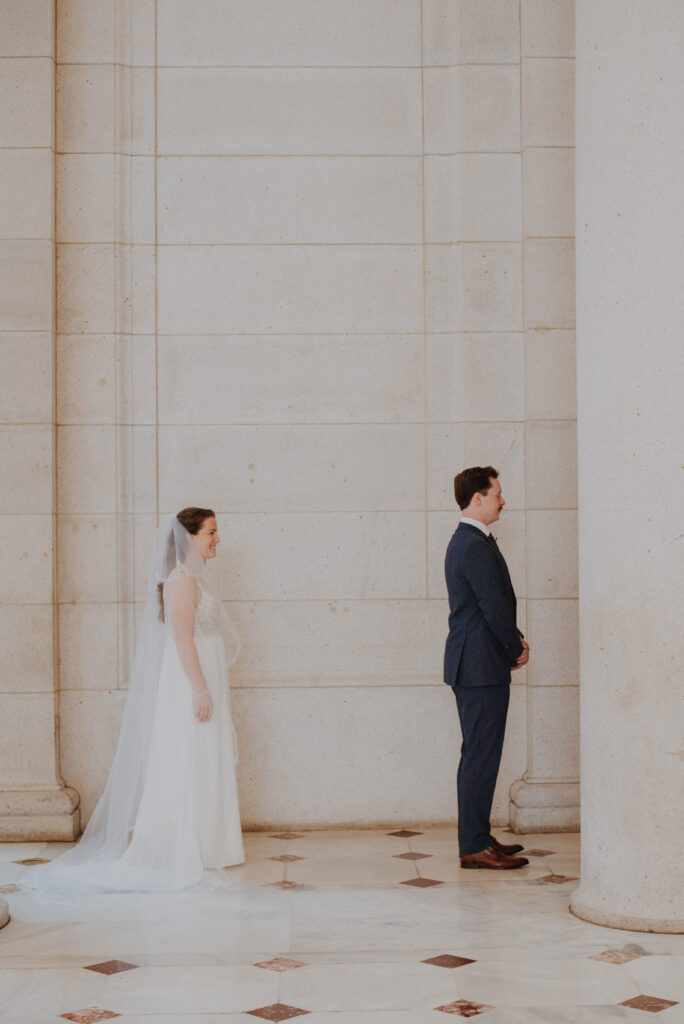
[0,0,79,841]
[510,0,579,833]
[571,1,684,931]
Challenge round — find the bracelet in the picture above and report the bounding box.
[194,688,209,696]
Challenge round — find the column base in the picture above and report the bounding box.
[0,787,80,841]
[0,898,8,930]
[570,890,684,934]
[509,779,580,833]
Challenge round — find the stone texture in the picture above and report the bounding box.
[527,599,579,686]
[0,241,54,331]
[0,0,54,56]
[524,147,575,238]
[0,515,53,604]
[158,424,425,513]
[57,154,116,243]
[571,0,684,933]
[426,334,524,424]
[424,154,522,242]
[56,0,117,64]
[158,335,424,425]
[525,420,578,509]
[157,245,423,336]
[57,245,116,334]
[0,334,53,424]
[158,68,422,156]
[424,66,521,154]
[0,150,53,238]
[0,58,54,147]
[510,779,580,833]
[425,244,522,333]
[157,0,421,67]
[524,239,576,329]
[522,0,575,58]
[0,605,55,693]
[59,603,119,691]
[423,0,520,65]
[56,64,116,153]
[526,511,578,599]
[0,426,53,514]
[525,331,576,420]
[0,787,80,841]
[158,156,422,245]
[522,58,575,147]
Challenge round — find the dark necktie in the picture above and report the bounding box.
[487,533,498,548]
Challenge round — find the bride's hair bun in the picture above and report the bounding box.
[177,507,215,535]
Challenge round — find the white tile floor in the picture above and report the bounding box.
[1,830,683,1023]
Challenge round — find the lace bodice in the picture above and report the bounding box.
[193,581,222,638]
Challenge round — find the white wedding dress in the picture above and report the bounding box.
[118,576,244,887]
[27,515,244,904]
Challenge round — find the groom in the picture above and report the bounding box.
[444,466,530,869]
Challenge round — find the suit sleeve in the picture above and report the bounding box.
[461,546,524,661]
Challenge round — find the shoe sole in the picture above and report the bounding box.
[460,860,529,870]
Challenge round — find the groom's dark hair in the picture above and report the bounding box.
[454,466,498,510]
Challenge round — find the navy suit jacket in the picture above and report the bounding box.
[443,521,524,688]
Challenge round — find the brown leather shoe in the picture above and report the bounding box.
[460,845,529,870]
[490,835,524,856]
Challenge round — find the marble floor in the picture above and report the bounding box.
[0,829,683,1023]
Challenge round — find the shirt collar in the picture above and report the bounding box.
[460,516,490,537]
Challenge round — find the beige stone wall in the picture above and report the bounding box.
[1,0,577,831]
[0,1,58,778]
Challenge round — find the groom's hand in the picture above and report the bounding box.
[512,639,530,669]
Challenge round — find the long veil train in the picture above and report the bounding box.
[25,514,242,905]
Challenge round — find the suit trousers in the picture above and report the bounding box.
[453,683,510,855]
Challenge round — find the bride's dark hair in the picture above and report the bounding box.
[177,507,215,535]
[157,507,216,621]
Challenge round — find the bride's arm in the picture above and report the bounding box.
[165,574,213,722]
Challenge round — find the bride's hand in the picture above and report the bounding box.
[193,689,213,723]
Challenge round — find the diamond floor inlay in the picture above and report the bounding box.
[2,829,682,1022]
[247,1004,310,1021]
[435,999,494,1016]
[83,960,139,975]
[400,876,443,887]
[254,957,307,972]
[60,1010,121,1023]
[423,954,476,968]
[619,995,679,1013]
[590,949,642,964]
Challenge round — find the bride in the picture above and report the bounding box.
[28,508,244,901]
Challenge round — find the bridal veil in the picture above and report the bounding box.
[26,514,240,903]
